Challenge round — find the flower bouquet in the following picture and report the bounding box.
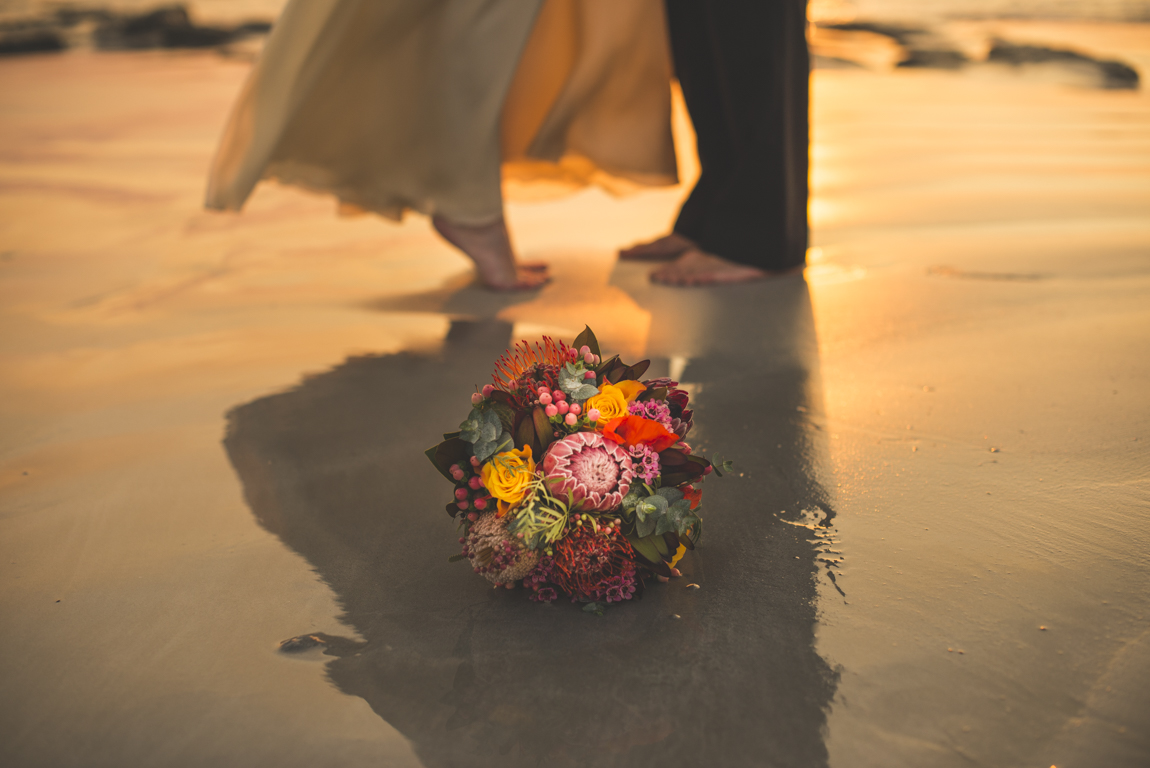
[426,327,730,610]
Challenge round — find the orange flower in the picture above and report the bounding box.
[601,415,680,453]
[491,337,570,390]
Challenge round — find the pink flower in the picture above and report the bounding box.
[542,431,634,512]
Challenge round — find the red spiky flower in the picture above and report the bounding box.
[548,524,640,603]
[492,337,571,391]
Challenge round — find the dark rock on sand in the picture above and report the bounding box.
[823,21,928,48]
[93,5,265,51]
[0,3,271,56]
[824,20,969,70]
[898,48,968,69]
[988,39,1140,89]
[813,55,867,70]
[0,27,65,56]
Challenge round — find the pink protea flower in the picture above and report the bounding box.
[542,431,634,512]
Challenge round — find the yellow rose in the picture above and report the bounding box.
[614,380,646,403]
[584,382,629,423]
[481,445,536,516]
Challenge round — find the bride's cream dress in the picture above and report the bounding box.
[205,0,678,225]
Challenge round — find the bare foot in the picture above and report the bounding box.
[432,215,549,291]
[650,247,803,287]
[618,232,694,262]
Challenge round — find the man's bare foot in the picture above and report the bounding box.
[618,232,695,262]
[432,215,549,291]
[650,247,803,287]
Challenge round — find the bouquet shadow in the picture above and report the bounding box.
[224,279,838,767]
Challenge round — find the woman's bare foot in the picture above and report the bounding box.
[432,215,549,291]
[650,247,803,286]
[618,232,695,261]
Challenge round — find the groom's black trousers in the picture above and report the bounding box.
[665,0,810,271]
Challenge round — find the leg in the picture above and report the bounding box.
[432,215,549,291]
[619,0,731,263]
[696,0,809,271]
[651,0,810,285]
[618,232,695,261]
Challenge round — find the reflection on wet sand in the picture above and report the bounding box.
[224,277,838,767]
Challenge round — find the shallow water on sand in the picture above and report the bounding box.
[808,65,1150,766]
[0,20,1147,768]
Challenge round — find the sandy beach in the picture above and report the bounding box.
[0,17,1148,768]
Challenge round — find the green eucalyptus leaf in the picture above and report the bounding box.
[621,490,644,512]
[636,514,656,538]
[570,384,599,402]
[558,368,598,402]
[678,513,701,536]
[459,408,484,444]
[582,601,607,616]
[474,430,513,463]
[654,514,677,536]
[558,362,584,392]
[636,494,667,522]
[656,487,684,504]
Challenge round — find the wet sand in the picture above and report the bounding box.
[1,23,1148,768]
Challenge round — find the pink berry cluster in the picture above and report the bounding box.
[536,384,599,431]
[449,456,492,521]
[469,383,497,407]
[568,344,601,367]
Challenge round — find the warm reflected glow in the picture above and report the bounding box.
[809,196,848,227]
[807,0,858,24]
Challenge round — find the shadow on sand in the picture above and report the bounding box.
[223,274,838,767]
